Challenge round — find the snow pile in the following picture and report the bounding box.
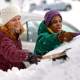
[0,35,80,80]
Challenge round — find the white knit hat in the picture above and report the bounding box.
[0,5,21,26]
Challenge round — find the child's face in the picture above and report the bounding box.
[49,15,62,33]
[6,16,23,34]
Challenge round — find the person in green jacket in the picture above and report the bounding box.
[34,10,77,56]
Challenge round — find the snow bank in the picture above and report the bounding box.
[0,35,80,80]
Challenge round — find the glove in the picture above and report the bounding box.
[52,54,68,61]
[58,31,65,42]
[27,53,42,64]
[52,48,71,61]
[58,32,75,42]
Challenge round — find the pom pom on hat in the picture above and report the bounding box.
[44,10,62,26]
[0,5,21,26]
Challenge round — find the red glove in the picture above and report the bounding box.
[58,32,75,42]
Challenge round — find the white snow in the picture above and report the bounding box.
[60,1,80,31]
[0,35,80,80]
[0,1,80,80]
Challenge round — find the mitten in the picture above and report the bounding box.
[58,31,66,42]
[58,32,75,42]
[27,53,42,64]
[52,54,68,61]
[63,32,75,42]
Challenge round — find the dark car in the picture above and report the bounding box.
[29,2,72,12]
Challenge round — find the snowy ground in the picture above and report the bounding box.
[60,1,80,31]
[32,1,80,31]
[0,35,80,80]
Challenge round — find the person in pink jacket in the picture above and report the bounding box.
[0,5,41,71]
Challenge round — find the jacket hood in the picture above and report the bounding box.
[38,21,49,35]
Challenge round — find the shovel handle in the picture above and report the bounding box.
[41,48,71,60]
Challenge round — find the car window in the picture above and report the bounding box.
[20,23,28,41]
[27,21,38,42]
[20,20,79,42]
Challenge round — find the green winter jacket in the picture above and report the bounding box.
[34,21,63,56]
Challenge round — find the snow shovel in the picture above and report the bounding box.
[41,48,71,61]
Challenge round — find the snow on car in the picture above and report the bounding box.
[0,35,80,80]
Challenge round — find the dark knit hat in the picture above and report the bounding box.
[44,10,62,26]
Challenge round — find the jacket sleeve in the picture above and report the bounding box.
[73,32,80,37]
[0,37,29,63]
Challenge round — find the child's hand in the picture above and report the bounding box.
[58,32,75,42]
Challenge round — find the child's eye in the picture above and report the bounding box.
[11,19,16,22]
[51,20,62,24]
[52,20,57,23]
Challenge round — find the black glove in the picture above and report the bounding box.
[52,54,68,61]
[27,53,42,64]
